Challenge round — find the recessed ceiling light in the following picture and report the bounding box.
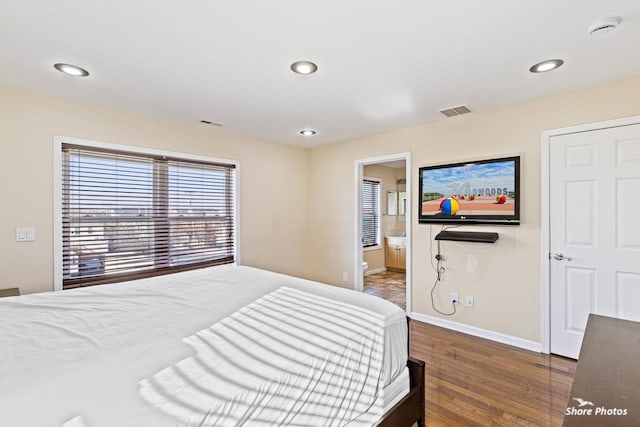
[290,61,318,75]
[53,63,90,77]
[300,129,316,136]
[529,59,564,73]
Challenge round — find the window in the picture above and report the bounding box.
[60,143,236,289]
[362,178,381,248]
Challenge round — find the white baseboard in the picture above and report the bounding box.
[409,312,543,353]
[364,267,386,276]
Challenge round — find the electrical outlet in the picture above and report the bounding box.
[450,293,459,304]
[342,272,349,282]
[466,296,474,308]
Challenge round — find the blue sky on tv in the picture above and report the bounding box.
[421,161,515,194]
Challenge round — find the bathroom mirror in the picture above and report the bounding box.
[387,191,407,216]
[387,191,398,216]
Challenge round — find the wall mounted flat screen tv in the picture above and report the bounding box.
[418,156,520,225]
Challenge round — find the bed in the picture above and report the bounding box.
[0,265,424,426]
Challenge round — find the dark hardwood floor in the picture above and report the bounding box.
[410,320,576,426]
[363,270,406,310]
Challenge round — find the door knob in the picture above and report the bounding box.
[553,253,572,261]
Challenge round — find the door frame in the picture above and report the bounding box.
[540,115,640,354]
[354,152,412,314]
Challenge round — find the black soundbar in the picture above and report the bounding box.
[434,230,499,243]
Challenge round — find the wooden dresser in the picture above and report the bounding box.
[563,314,640,426]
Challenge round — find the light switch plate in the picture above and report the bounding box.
[16,227,35,242]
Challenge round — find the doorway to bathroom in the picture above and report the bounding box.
[354,153,411,313]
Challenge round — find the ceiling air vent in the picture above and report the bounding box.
[200,120,224,127]
[439,105,471,117]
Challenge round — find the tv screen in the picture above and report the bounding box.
[418,156,520,225]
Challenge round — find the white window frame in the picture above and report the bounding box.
[362,176,382,251]
[53,136,240,291]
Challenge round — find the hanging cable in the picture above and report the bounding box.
[429,225,460,316]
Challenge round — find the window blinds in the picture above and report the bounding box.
[61,144,235,289]
[362,179,380,248]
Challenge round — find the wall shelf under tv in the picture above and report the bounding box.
[434,230,499,243]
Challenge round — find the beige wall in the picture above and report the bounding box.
[3,76,640,344]
[308,76,640,343]
[0,86,310,294]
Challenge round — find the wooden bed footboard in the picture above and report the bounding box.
[376,356,425,427]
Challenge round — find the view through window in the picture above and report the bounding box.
[362,178,380,247]
[61,144,235,288]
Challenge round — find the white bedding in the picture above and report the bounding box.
[0,265,408,426]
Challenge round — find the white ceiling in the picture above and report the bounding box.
[378,160,406,169]
[1,1,639,148]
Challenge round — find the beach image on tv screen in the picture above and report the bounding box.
[421,160,516,216]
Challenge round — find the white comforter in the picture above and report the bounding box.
[141,287,386,426]
[0,266,407,426]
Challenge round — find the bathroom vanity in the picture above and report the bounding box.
[385,236,406,272]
